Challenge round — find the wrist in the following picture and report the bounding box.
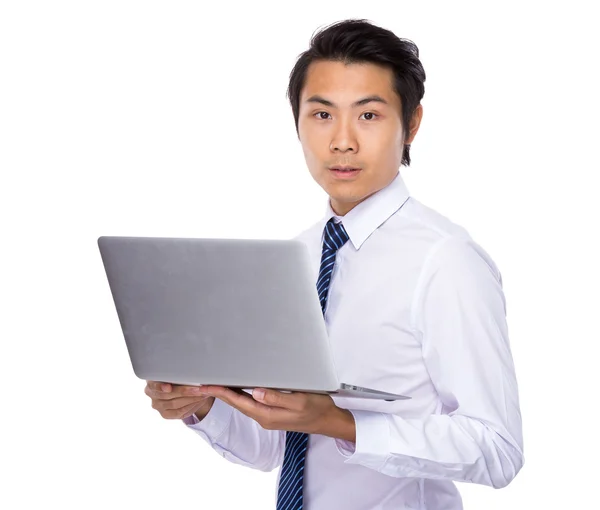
[194,397,216,421]
[319,406,356,442]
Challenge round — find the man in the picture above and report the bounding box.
[144,18,524,510]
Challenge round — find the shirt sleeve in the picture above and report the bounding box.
[182,396,285,472]
[334,235,524,489]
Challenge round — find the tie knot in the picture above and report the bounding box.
[323,217,349,253]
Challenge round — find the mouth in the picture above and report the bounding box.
[328,166,362,179]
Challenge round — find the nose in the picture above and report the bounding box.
[329,119,358,153]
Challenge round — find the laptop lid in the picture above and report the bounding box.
[98,236,341,392]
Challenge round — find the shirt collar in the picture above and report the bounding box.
[324,171,411,250]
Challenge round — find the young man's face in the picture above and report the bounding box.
[297,60,422,216]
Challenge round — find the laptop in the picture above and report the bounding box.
[98,236,410,401]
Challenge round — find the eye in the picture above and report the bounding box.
[360,112,378,120]
[314,111,331,120]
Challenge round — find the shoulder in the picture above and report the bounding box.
[398,197,472,241]
[399,197,502,283]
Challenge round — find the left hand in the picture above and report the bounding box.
[197,385,343,435]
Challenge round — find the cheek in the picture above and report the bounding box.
[301,143,320,169]
[370,130,403,163]
[300,131,326,163]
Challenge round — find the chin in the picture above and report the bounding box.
[330,191,365,208]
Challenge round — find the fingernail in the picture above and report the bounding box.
[161,384,171,392]
[253,388,265,400]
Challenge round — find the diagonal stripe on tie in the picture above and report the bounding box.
[276,217,349,510]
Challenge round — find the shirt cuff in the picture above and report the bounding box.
[181,398,233,440]
[334,410,390,470]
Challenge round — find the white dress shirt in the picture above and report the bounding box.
[182,171,524,509]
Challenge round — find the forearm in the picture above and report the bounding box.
[393,412,520,487]
[184,397,285,472]
[335,408,523,489]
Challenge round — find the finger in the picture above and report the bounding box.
[207,386,272,415]
[146,384,205,400]
[180,385,206,396]
[163,396,211,411]
[252,388,303,410]
[150,381,198,393]
[146,381,160,391]
[152,395,210,412]
[147,386,209,401]
[146,381,172,392]
[145,385,178,400]
[163,400,205,420]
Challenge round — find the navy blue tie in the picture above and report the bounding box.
[276,218,350,510]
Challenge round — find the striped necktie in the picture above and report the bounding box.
[276,217,350,510]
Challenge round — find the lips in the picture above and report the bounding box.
[329,166,361,171]
[329,167,362,180]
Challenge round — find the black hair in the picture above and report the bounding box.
[287,19,426,166]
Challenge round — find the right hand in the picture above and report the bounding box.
[144,381,215,420]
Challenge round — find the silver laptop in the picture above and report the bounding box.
[98,236,409,401]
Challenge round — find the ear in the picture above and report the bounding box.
[405,104,424,145]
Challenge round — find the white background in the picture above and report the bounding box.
[1,1,598,508]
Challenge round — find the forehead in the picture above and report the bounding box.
[300,60,399,107]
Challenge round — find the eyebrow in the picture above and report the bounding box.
[304,94,389,108]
